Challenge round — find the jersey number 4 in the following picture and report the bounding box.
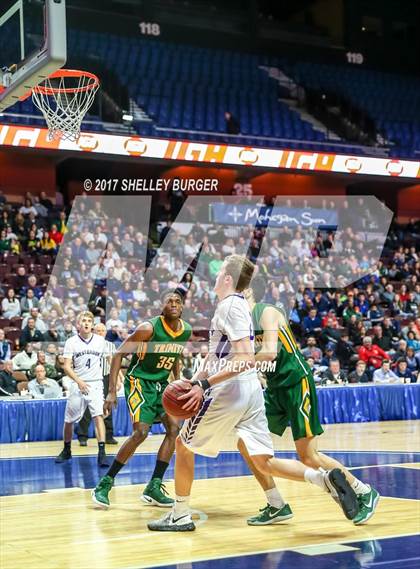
[86,358,91,368]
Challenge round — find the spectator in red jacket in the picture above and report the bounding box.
[321,310,339,328]
[49,224,63,246]
[358,336,390,371]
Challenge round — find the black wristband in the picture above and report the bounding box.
[199,379,211,391]
[191,379,211,391]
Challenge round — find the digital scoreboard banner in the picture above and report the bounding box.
[0,123,419,179]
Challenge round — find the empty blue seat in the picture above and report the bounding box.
[5,25,416,156]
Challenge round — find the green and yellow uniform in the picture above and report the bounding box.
[125,315,192,424]
[252,303,323,441]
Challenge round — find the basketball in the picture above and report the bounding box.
[162,380,196,419]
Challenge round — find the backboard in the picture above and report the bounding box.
[0,0,67,112]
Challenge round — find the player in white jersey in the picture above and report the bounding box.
[148,255,358,532]
[55,311,109,467]
[77,322,120,446]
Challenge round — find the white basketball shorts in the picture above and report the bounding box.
[180,373,274,458]
[64,380,104,423]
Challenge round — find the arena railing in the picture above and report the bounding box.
[0,111,394,157]
[153,126,391,156]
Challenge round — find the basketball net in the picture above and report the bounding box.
[31,70,100,142]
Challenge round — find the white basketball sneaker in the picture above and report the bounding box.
[147,510,195,532]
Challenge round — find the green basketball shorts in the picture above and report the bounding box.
[124,375,168,425]
[264,376,324,441]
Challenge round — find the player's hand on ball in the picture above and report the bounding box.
[77,380,90,395]
[103,393,117,417]
[179,384,203,412]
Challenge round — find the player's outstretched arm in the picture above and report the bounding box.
[256,307,282,363]
[104,322,153,416]
[190,352,210,382]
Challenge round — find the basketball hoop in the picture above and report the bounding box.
[31,69,100,142]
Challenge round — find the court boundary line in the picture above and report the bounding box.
[1,449,420,460]
[379,495,420,502]
[2,472,419,500]
[349,463,420,471]
[370,557,420,567]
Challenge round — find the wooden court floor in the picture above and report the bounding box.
[1,421,419,569]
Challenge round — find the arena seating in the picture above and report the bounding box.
[280,60,420,158]
[0,192,419,392]
[1,28,418,157]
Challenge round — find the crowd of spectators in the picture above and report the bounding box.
[0,189,419,397]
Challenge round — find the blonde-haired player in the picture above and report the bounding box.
[55,311,109,466]
[148,255,358,531]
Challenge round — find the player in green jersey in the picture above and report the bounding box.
[92,289,192,508]
[242,276,379,526]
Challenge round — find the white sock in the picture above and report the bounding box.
[351,478,370,495]
[173,494,190,517]
[304,467,326,490]
[265,487,285,508]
